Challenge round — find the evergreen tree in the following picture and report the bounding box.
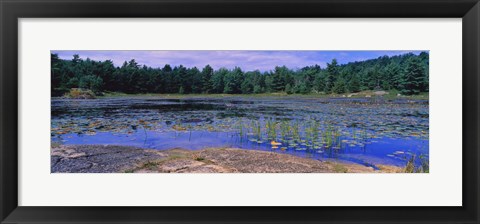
[312,73,325,93]
[324,59,339,93]
[161,64,173,93]
[285,83,293,94]
[348,74,361,93]
[98,60,117,92]
[201,65,214,93]
[294,82,310,94]
[272,66,289,92]
[51,53,64,95]
[264,75,274,93]
[253,85,263,94]
[332,77,347,94]
[173,65,187,94]
[400,57,425,95]
[188,67,202,93]
[51,52,429,96]
[211,68,227,93]
[419,52,429,92]
[241,72,255,94]
[384,62,401,90]
[223,67,244,94]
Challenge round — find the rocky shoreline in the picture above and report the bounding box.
[51,145,404,173]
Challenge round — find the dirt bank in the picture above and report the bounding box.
[51,145,404,173]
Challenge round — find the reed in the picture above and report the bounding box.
[266,119,277,140]
[280,120,289,141]
[292,121,300,142]
[237,119,244,138]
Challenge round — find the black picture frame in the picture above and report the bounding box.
[1,0,479,223]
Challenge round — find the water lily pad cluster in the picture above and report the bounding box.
[51,97,429,162]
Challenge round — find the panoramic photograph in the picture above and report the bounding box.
[50,50,429,173]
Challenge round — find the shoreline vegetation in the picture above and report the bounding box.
[52,51,429,173]
[52,93,429,173]
[61,90,429,100]
[51,145,405,173]
[52,52,429,98]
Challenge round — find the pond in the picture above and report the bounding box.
[51,96,429,169]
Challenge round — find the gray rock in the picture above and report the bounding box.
[51,145,166,173]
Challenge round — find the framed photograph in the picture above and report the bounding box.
[1,0,479,223]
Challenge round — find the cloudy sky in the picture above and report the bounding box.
[52,50,426,72]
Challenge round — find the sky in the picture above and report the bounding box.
[52,50,426,72]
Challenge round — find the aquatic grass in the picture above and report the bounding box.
[52,96,429,168]
[138,119,148,145]
[402,153,428,173]
[280,120,289,141]
[304,120,320,151]
[266,118,277,141]
[323,124,335,149]
[291,121,301,142]
[404,155,416,173]
[237,118,244,140]
[246,119,264,143]
[255,120,262,140]
[250,120,256,137]
[418,154,429,173]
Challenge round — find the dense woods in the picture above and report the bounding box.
[51,52,429,96]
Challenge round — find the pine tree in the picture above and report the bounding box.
[313,74,325,93]
[400,57,424,95]
[241,72,255,94]
[419,52,429,92]
[294,82,309,94]
[385,62,401,90]
[201,65,214,93]
[51,52,429,96]
[253,85,263,94]
[324,59,339,93]
[264,75,274,93]
[272,66,288,92]
[332,77,347,94]
[223,67,243,94]
[348,75,361,93]
[188,67,202,94]
[285,83,293,94]
[211,68,227,93]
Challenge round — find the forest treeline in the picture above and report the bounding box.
[51,52,429,96]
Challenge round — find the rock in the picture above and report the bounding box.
[397,93,402,96]
[159,159,204,172]
[51,145,166,173]
[373,91,388,96]
[365,95,371,98]
[51,145,405,173]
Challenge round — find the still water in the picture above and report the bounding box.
[51,96,429,168]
